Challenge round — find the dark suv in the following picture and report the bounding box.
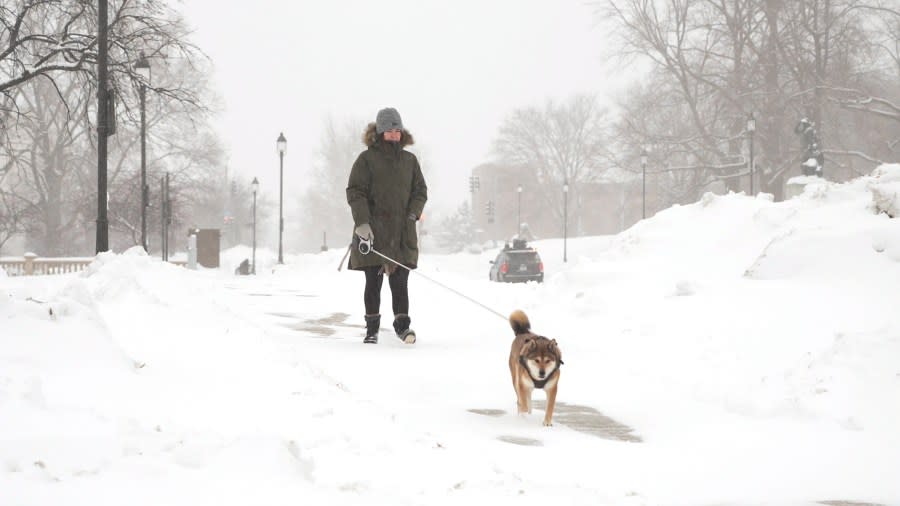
[489,239,544,283]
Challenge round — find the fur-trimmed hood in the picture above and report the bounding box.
[363,122,415,148]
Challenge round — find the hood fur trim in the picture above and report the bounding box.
[363,122,415,148]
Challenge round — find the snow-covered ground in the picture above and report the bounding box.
[3,166,900,505]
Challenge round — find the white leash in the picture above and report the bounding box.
[343,237,508,322]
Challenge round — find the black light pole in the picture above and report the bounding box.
[640,147,648,220]
[747,112,756,196]
[563,181,569,263]
[516,184,522,236]
[276,133,286,264]
[135,54,151,252]
[251,177,259,274]
[95,0,110,253]
[160,177,165,260]
[164,171,171,261]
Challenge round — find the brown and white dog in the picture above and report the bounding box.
[508,310,563,426]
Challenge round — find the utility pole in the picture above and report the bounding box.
[95,0,110,253]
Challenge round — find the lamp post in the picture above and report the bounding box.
[517,184,522,236]
[640,146,648,219]
[563,181,569,263]
[747,112,756,196]
[276,132,286,264]
[95,0,110,253]
[134,54,151,252]
[251,177,259,274]
[160,171,171,261]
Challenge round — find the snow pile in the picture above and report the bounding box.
[869,163,900,218]
[2,164,900,505]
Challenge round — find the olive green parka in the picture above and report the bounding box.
[346,123,427,270]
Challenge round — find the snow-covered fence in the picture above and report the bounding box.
[0,254,186,276]
[0,254,93,276]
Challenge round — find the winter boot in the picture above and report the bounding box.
[364,314,380,344]
[393,314,416,344]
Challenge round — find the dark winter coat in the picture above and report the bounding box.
[346,123,427,270]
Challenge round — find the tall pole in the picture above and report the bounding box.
[160,177,165,261]
[95,0,110,253]
[278,150,284,264]
[252,189,257,274]
[517,184,522,236]
[140,83,147,251]
[749,128,755,196]
[164,172,170,261]
[641,160,646,219]
[563,182,568,263]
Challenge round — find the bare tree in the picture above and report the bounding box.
[1,0,201,104]
[295,117,367,253]
[0,0,222,255]
[492,94,611,231]
[0,75,90,254]
[598,0,900,202]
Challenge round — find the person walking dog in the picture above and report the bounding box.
[346,107,427,344]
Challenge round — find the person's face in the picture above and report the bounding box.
[383,129,402,143]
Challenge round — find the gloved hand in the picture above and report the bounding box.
[407,213,417,221]
[355,223,373,241]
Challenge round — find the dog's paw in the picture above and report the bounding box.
[543,420,553,427]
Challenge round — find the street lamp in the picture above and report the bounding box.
[276,132,286,264]
[517,184,523,237]
[134,53,151,252]
[640,146,648,219]
[747,112,756,196]
[160,170,171,261]
[251,177,259,274]
[563,181,569,263]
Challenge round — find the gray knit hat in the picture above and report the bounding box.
[375,107,403,134]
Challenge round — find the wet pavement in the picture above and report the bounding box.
[268,311,364,338]
[469,400,642,445]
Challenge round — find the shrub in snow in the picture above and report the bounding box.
[700,192,718,207]
[785,175,826,199]
[869,164,900,218]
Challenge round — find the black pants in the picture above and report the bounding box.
[363,266,409,316]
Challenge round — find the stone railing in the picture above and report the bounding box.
[0,253,91,276]
[1,253,186,277]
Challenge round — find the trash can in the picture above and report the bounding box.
[196,228,221,268]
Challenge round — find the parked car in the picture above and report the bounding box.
[489,239,544,283]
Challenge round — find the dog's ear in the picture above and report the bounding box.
[521,339,537,353]
[549,339,563,364]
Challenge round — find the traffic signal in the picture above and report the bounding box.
[469,175,480,193]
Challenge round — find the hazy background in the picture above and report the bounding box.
[180,0,628,216]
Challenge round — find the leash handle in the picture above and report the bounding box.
[358,237,372,255]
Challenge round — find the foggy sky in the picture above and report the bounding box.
[182,0,634,218]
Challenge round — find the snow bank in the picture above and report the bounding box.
[3,164,900,505]
[869,163,900,218]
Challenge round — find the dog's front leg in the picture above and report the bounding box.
[543,381,559,427]
[526,386,533,414]
[515,376,528,415]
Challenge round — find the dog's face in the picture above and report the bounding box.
[520,337,563,381]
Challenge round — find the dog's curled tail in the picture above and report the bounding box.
[509,310,531,335]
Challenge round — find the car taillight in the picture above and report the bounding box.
[500,262,509,274]
[538,262,544,273]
